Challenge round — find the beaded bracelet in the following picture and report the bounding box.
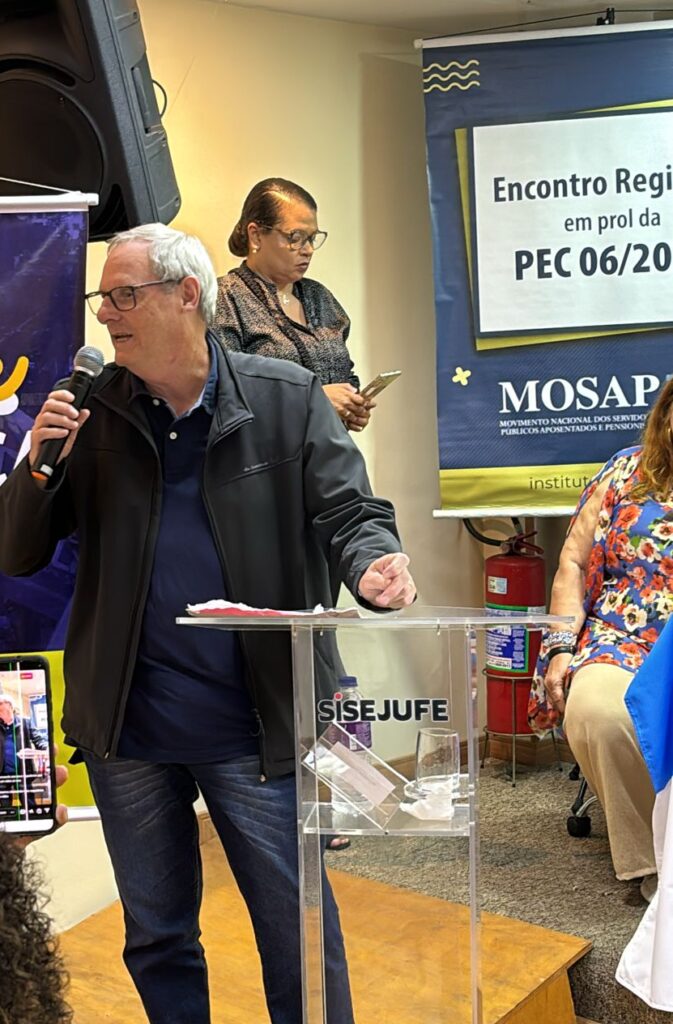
[547,645,576,661]
[544,629,577,648]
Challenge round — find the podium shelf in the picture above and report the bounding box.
[302,800,471,837]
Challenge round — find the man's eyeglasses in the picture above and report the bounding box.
[272,229,328,252]
[84,279,183,315]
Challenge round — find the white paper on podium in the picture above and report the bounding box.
[186,600,362,618]
[400,796,455,821]
[329,741,396,807]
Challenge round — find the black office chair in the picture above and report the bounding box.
[567,762,597,837]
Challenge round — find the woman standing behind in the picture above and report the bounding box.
[213,177,373,432]
[214,179,372,853]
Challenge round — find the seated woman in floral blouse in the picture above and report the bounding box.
[529,380,673,896]
[213,177,374,433]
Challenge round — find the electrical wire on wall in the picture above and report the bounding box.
[152,79,168,119]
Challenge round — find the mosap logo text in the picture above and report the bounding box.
[498,373,670,415]
[316,696,450,723]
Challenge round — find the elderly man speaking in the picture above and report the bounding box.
[0,224,415,1024]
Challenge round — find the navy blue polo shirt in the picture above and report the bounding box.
[117,344,258,763]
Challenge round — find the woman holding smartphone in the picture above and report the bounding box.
[214,179,372,852]
[213,177,374,432]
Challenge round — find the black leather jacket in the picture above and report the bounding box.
[0,336,401,776]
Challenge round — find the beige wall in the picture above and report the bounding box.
[45,0,482,928]
[28,821,117,932]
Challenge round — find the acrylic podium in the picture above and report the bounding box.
[178,606,570,1024]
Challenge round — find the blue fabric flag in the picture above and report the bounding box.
[619,616,673,1008]
[625,616,673,794]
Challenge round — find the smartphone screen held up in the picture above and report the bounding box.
[0,656,56,836]
[359,370,401,400]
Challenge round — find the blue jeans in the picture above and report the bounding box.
[84,753,354,1024]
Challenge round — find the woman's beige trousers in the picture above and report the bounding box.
[564,663,656,880]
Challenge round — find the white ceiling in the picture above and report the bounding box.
[216,0,665,38]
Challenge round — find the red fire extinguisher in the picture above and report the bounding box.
[483,533,546,736]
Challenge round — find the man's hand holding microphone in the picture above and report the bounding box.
[30,347,104,485]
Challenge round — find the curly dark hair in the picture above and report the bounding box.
[0,835,72,1023]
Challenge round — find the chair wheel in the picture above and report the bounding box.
[567,814,591,838]
[568,764,581,781]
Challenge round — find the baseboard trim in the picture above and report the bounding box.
[197,810,218,845]
[487,734,574,767]
[389,735,574,779]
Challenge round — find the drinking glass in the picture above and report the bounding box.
[414,727,460,794]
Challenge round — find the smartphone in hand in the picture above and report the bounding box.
[360,370,402,400]
[0,656,57,837]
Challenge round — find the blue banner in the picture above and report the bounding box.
[0,207,88,651]
[423,22,673,511]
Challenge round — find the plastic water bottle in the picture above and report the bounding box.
[331,675,373,818]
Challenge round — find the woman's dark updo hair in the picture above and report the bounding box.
[228,178,318,257]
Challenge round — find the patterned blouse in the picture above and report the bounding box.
[528,446,673,732]
[212,264,359,388]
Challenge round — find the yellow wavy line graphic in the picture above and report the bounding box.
[424,59,480,72]
[0,355,29,401]
[424,80,480,93]
[423,69,480,84]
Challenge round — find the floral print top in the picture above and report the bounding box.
[528,446,673,732]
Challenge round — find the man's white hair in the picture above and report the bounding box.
[0,694,14,708]
[108,224,218,325]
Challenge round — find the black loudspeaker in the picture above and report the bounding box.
[0,0,181,240]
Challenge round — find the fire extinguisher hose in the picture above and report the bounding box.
[463,517,524,546]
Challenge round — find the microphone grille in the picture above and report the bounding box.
[74,346,105,377]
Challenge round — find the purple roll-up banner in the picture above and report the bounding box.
[0,196,91,651]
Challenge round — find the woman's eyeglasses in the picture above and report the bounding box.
[272,229,328,251]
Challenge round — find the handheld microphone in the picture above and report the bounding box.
[31,346,105,482]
